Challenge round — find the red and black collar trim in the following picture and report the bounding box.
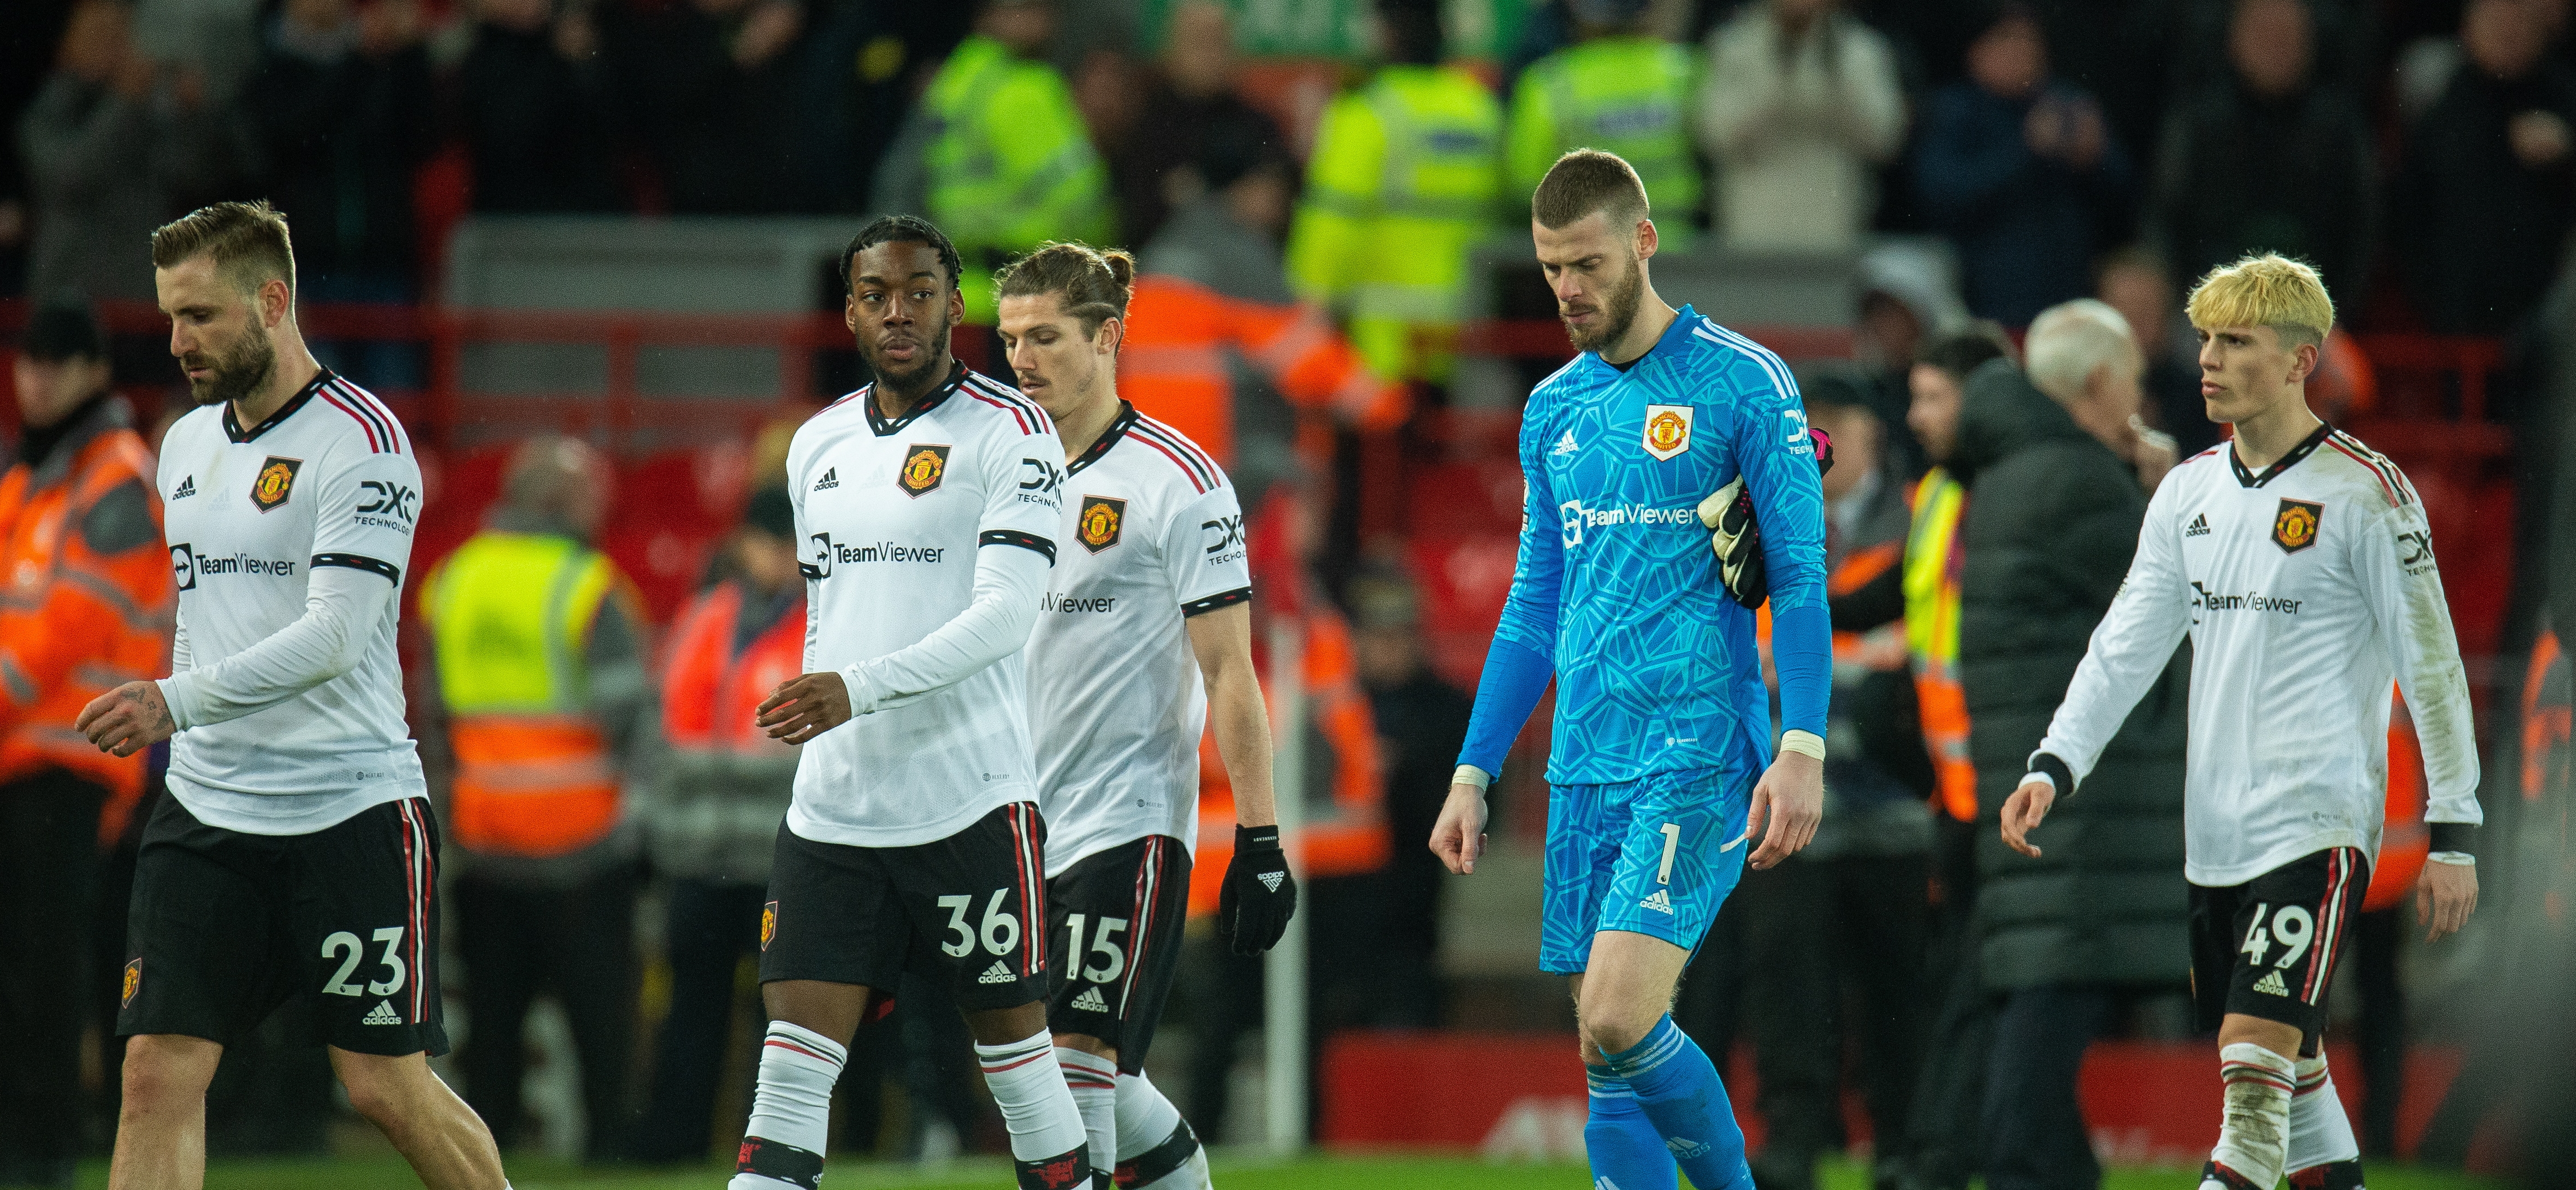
[865,362,966,436]
[1065,402,1138,477]
[223,367,333,443]
[2229,420,2333,489]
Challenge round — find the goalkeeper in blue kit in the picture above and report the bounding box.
[1429,150,1830,1190]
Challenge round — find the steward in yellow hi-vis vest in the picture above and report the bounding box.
[1905,465,1974,824]
[422,441,654,863]
[420,437,655,1157]
[1284,0,1502,384]
[921,2,1112,322]
[1505,0,1701,247]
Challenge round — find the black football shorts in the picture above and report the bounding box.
[2188,845,2370,1046]
[120,794,446,1057]
[760,802,1053,1011]
[1043,834,1192,1072]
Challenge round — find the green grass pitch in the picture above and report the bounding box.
[84,1152,2510,1189]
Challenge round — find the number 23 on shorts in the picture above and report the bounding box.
[321,926,408,996]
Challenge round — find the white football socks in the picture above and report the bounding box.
[730,1022,847,1189]
[1115,1070,1211,1189]
[1056,1046,1120,1189]
[2287,1054,2362,1174]
[2211,1043,2297,1188]
[976,1029,1091,1186]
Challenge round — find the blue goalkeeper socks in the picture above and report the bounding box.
[1585,1063,1678,1190]
[1603,1016,1750,1190]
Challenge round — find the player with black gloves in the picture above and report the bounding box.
[1700,428,1835,607]
[999,241,1292,1190]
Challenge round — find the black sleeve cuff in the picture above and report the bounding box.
[2028,751,2076,797]
[979,530,1056,564]
[2428,822,2478,855]
[312,553,401,584]
[1181,585,1253,618]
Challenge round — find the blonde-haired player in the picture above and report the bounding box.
[1996,253,2480,1190]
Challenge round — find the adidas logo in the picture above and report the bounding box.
[362,1000,402,1025]
[1553,430,1580,457]
[172,476,197,500]
[1639,889,1674,915]
[1664,1136,1709,1158]
[812,467,839,491]
[2186,513,2211,537]
[2252,970,2289,997]
[978,960,1016,985]
[1071,986,1110,1013]
[1258,871,1285,892]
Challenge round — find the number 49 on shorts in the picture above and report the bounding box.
[2238,902,2316,970]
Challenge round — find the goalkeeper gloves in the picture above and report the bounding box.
[1218,824,1297,955]
[1696,428,1834,609]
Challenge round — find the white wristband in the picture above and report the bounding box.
[1778,729,1826,761]
[2426,851,2474,867]
[1453,764,1493,791]
[2021,771,2056,794]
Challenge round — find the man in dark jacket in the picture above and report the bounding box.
[249,0,437,298]
[1951,300,2189,1190]
[1914,3,2134,326]
[1741,364,1932,1190]
[451,0,623,213]
[2146,0,2376,315]
[2391,0,2576,334]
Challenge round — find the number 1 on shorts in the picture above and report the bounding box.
[1657,821,1681,886]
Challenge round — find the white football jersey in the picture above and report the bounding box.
[785,365,1065,848]
[1027,405,1252,877]
[2034,424,2482,886]
[157,369,427,834]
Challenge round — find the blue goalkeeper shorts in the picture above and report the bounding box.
[1538,763,1754,974]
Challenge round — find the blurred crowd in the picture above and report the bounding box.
[8,0,2576,342]
[7,0,2576,1187]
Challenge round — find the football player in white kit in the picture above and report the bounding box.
[76,202,509,1189]
[731,216,1092,1190]
[992,244,1298,1190]
[1997,254,2482,1190]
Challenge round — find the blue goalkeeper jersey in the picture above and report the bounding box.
[1492,305,1828,785]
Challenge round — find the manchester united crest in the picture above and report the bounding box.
[1078,496,1126,554]
[122,958,141,1007]
[1643,404,1693,460]
[760,901,777,952]
[250,455,302,512]
[2272,499,2323,554]
[898,444,950,497]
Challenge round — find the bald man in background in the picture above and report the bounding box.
[420,436,658,1162]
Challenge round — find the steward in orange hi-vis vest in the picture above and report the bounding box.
[1188,489,1385,917]
[1118,274,1407,470]
[0,305,170,1176]
[0,388,173,845]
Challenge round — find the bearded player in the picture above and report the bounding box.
[734,215,1089,1190]
[994,241,1295,1189]
[81,202,509,1188]
[1429,150,1829,1190]
[1999,254,2481,1190]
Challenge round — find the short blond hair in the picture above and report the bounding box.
[151,200,296,298]
[2184,253,2334,349]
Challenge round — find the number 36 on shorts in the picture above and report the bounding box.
[937,890,1022,958]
